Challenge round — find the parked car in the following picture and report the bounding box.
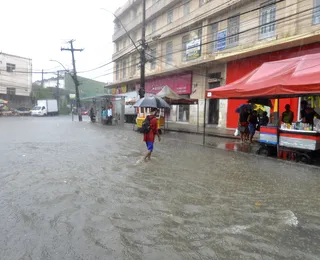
[15,107,31,116]
[81,110,88,115]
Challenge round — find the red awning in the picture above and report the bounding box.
[206,53,320,99]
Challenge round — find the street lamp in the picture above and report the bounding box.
[49,59,69,72]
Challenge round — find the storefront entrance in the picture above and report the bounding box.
[208,81,220,124]
[177,104,190,122]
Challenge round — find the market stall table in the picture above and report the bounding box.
[205,53,320,164]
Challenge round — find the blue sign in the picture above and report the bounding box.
[217,30,227,51]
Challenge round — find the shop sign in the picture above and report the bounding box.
[69,94,76,99]
[121,84,127,93]
[186,38,201,61]
[217,30,227,51]
[145,73,192,95]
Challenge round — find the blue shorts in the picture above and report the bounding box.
[248,123,256,135]
[146,142,154,151]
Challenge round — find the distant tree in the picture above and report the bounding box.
[30,83,54,104]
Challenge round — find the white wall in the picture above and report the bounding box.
[43,78,65,89]
[0,53,32,97]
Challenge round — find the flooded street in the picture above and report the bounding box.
[0,116,320,260]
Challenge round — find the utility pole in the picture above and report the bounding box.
[41,69,44,88]
[139,0,146,98]
[61,40,84,122]
[56,70,60,110]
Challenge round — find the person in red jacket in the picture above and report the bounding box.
[144,108,161,161]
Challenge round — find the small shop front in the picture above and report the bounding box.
[143,72,193,123]
[206,53,320,164]
[225,42,320,129]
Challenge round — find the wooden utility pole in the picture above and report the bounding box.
[56,70,60,110]
[41,69,44,88]
[139,0,146,98]
[61,40,84,122]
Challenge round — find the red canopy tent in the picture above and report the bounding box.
[203,53,320,149]
[206,53,320,99]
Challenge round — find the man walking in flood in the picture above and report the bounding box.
[143,108,161,161]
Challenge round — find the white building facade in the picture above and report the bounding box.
[0,53,32,107]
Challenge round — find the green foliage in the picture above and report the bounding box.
[59,106,70,115]
[31,84,55,103]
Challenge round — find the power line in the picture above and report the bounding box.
[90,8,319,84]
[138,12,320,82]
[152,5,315,61]
[0,69,57,74]
[152,0,309,55]
[154,0,286,42]
[111,0,304,66]
[114,0,284,50]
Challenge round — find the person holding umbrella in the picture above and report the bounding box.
[238,106,250,143]
[143,108,161,161]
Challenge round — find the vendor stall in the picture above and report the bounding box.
[135,107,165,130]
[134,96,170,134]
[205,53,320,164]
[155,86,198,132]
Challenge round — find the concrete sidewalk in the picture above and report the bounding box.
[164,122,260,140]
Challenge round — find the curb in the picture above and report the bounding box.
[165,128,239,140]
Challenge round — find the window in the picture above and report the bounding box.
[150,48,157,70]
[123,38,126,49]
[313,0,320,24]
[122,60,127,78]
[116,42,120,52]
[152,19,157,33]
[6,63,15,72]
[114,22,121,30]
[167,9,173,24]
[116,63,120,80]
[227,15,240,47]
[131,31,137,43]
[211,23,218,52]
[260,1,276,39]
[7,88,16,101]
[184,1,190,16]
[166,42,173,65]
[131,55,136,76]
[132,7,138,19]
[182,29,202,61]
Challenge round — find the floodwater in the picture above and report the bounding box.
[0,116,319,260]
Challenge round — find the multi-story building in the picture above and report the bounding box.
[107,0,320,129]
[0,53,32,108]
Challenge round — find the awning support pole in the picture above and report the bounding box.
[203,98,207,146]
[276,98,280,157]
[197,102,199,133]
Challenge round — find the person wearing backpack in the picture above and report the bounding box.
[143,108,161,161]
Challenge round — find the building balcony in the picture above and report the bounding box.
[113,0,178,42]
[114,0,142,18]
[113,15,142,42]
[158,0,240,40]
[112,45,137,61]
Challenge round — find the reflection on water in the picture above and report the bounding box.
[0,117,319,260]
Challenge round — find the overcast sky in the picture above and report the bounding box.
[1,0,128,83]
